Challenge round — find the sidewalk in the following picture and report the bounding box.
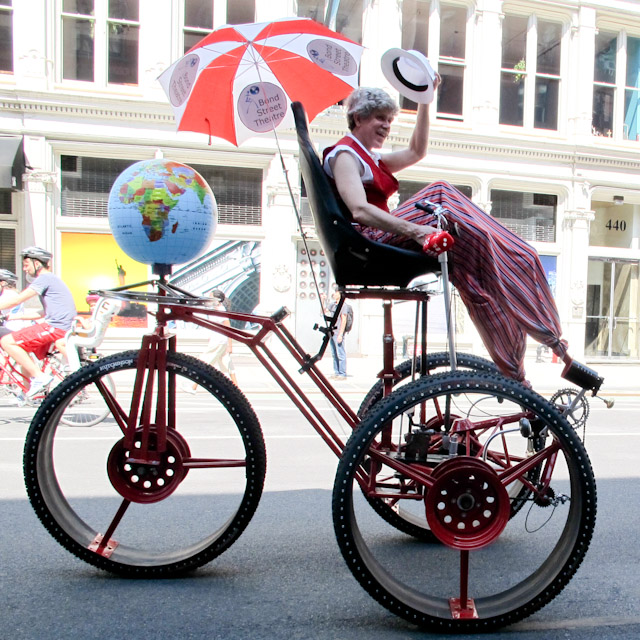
[230,351,639,397]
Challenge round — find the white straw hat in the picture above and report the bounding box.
[381,48,435,104]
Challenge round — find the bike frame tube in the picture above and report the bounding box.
[116,287,432,462]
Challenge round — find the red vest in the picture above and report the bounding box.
[323,136,399,213]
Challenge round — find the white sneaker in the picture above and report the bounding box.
[26,374,54,399]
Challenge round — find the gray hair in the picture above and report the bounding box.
[346,87,399,131]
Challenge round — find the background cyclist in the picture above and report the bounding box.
[0,269,39,339]
[0,247,76,398]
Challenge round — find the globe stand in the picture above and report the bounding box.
[152,263,172,278]
[90,274,211,308]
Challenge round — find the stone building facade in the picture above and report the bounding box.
[1,0,639,362]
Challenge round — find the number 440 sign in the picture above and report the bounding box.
[591,208,632,248]
[605,218,627,232]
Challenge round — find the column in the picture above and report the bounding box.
[20,136,57,254]
[471,0,504,128]
[359,0,402,89]
[568,6,597,139]
[561,204,594,360]
[261,153,298,314]
[13,0,51,91]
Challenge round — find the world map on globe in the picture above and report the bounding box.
[108,159,217,267]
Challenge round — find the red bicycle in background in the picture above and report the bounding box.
[1,297,118,426]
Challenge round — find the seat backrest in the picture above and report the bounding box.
[293,101,438,287]
[68,297,121,349]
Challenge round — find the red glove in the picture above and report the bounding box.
[422,231,454,255]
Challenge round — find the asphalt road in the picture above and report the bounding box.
[1,393,639,640]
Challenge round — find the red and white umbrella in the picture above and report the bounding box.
[158,18,363,146]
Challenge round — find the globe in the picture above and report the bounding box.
[108,159,217,271]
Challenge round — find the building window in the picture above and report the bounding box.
[490,189,557,243]
[400,0,430,111]
[61,157,262,226]
[190,164,263,226]
[0,190,11,215]
[594,30,640,140]
[297,0,324,23]
[226,0,255,25]
[0,0,13,73]
[398,180,472,203]
[61,155,136,217]
[593,31,617,137]
[0,227,16,274]
[437,3,466,119]
[183,1,257,52]
[184,0,213,53]
[62,0,140,85]
[400,1,466,119]
[107,0,139,84]
[297,0,362,44]
[500,15,561,130]
[625,36,640,141]
[333,0,363,44]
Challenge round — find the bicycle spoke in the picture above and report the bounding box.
[95,377,128,432]
[184,457,247,469]
[89,499,130,558]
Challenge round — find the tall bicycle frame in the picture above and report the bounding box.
[23,278,602,633]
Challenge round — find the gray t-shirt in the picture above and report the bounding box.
[29,273,77,331]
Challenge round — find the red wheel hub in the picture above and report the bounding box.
[107,428,191,504]
[425,457,510,550]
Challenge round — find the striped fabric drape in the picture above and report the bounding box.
[357,181,568,382]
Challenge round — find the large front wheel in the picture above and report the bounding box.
[24,350,267,577]
[333,371,597,632]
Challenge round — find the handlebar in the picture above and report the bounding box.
[415,200,454,255]
[422,230,454,255]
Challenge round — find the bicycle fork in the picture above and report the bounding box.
[124,329,176,462]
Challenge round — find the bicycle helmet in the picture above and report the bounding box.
[21,246,52,265]
[0,269,18,284]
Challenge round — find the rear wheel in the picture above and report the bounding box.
[357,352,499,418]
[333,371,596,632]
[24,350,267,577]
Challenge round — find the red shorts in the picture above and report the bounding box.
[10,323,66,360]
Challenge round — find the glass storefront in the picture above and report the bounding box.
[585,258,639,359]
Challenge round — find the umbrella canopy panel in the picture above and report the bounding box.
[158,18,363,146]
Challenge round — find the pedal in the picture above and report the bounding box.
[561,359,603,393]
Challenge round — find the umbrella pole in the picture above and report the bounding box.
[274,127,328,326]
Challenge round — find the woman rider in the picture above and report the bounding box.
[322,86,567,383]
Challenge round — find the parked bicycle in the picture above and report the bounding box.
[22,104,608,632]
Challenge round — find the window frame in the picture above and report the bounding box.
[59,0,141,87]
[592,28,640,141]
[435,1,469,121]
[499,13,565,132]
[57,152,265,229]
[399,0,471,122]
[0,0,13,74]
[488,186,560,245]
[182,0,214,54]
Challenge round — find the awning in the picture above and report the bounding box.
[0,135,25,190]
